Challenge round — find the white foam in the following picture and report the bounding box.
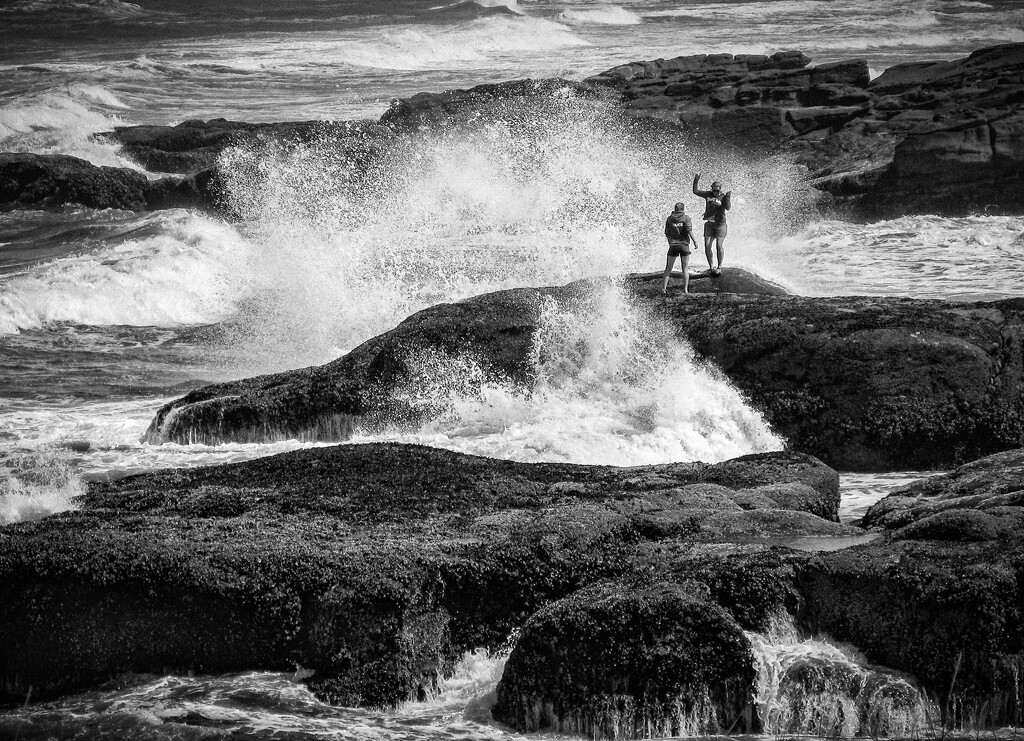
[353,284,783,465]
[0,448,83,525]
[0,0,142,15]
[758,215,1024,300]
[0,212,253,334]
[327,16,588,71]
[0,85,140,168]
[748,613,935,737]
[558,5,642,26]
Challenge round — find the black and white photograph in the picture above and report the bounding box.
[1,0,1024,737]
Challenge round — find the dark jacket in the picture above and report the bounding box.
[664,212,693,244]
[693,181,732,224]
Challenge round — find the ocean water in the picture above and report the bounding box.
[2,0,1024,735]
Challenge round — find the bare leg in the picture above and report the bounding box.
[662,254,676,293]
[681,252,690,293]
[716,236,726,273]
[704,235,714,271]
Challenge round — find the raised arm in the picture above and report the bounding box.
[692,174,712,198]
[722,191,732,210]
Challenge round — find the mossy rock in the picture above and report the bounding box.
[492,580,756,739]
[797,536,1024,726]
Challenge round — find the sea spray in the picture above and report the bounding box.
[355,282,782,465]
[217,92,812,369]
[0,447,83,524]
[747,612,936,737]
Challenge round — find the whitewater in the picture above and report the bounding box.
[2,0,1024,735]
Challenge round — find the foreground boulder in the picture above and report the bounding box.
[145,276,1024,472]
[798,447,1024,728]
[493,581,756,737]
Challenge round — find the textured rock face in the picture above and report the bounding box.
[103,118,373,173]
[142,283,580,445]
[0,153,151,210]
[492,581,757,737]
[144,276,1024,472]
[644,290,1024,470]
[585,42,1024,218]
[142,272,784,446]
[0,152,227,213]
[0,443,838,706]
[862,448,1024,531]
[797,448,1024,729]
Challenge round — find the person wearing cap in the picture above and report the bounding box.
[693,174,732,275]
[663,201,698,294]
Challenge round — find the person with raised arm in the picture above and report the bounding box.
[662,202,699,294]
[693,174,731,275]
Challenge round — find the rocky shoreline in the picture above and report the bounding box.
[143,270,1024,472]
[4,40,1024,741]
[1,43,1023,218]
[4,440,1024,736]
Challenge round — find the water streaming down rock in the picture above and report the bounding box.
[747,613,936,738]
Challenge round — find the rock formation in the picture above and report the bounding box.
[143,274,1024,472]
[798,447,1024,728]
[584,43,1024,217]
[0,443,841,710]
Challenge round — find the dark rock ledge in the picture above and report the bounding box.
[1,43,1022,218]
[0,443,842,716]
[143,272,1024,472]
[799,447,1024,731]
[5,440,1024,736]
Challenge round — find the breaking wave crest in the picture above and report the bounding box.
[558,5,642,26]
[328,16,587,70]
[0,212,252,335]
[0,84,139,168]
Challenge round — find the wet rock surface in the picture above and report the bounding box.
[102,118,373,174]
[492,580,757,737]
[586,42,1024,218]
[645,289,1024,471]
[145,275,1024,472]
[0,443,840,708]
[0,152,228,213]
[797,447,1024,729]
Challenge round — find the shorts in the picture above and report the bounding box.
[667,243,691,257]
[704,221,728,239]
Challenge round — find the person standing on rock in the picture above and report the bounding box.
[693,174,731,275]
[663,202,698,294]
